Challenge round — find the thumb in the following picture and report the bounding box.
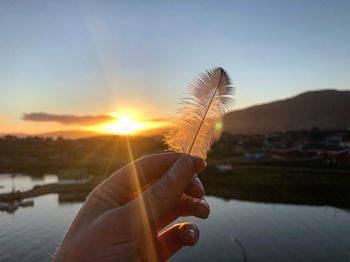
[98,154,204,238]
[140,154,196,222]
[158,223,199,260]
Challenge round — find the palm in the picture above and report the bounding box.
[54,153,209,262]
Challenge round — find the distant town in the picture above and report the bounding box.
[212,128,350,166]
[1,128,350,176]
[1,129,350,212]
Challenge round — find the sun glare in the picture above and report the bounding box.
[103,116,146,135]
[88,113,167,136]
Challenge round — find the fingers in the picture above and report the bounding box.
[96,154,207,238]
[112,154,197,235]
[136,153,206,178]
[158,223,199,261]
[98,152,205,204]
[138,154,195,221]
[184,174,205,199]
[157,195,210,230]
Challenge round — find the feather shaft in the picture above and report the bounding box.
[188,88,217,154]
[164,67,234,159]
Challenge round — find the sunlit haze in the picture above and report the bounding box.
[86,113,168,135]
[1,0,349,135]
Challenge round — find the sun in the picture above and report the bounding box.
[87,113,168,136]
[102,115,146,135]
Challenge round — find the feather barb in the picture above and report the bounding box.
[164,67,234,159]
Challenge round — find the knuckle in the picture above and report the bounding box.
[137,155,151,166]
[181,154,194,170]
[170,154,192,172]
[147,179,174,209]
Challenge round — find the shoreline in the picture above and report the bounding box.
[1,165,350,209]
[0,177,103,202]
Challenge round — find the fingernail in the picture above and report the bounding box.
[181,226,199,246]
[187,229,196,240]
[200,199,209,210]
[193,198,210,219]
[192,175,204,193]
[168,154,193,181]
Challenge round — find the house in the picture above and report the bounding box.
[328,148,350,165]
[325,134,345,145]
[270,148,306,160]
[244,152,269,160]
[216,164,232,172]
[304,143,346,157]
[340,134,350,147]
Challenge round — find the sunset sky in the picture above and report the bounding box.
[1,0,349,135]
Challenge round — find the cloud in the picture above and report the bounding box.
[22,113,114,126]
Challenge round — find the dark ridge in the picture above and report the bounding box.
[224,89,350,134]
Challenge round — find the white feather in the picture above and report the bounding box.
[164,67,234,159]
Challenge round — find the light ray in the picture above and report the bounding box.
[125,138,158,261]
[65,136,115,172]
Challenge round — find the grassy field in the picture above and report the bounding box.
[200,165,350,208]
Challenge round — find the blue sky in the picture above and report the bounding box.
[1,0,349,133]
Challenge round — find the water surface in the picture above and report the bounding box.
[1,174,350,262]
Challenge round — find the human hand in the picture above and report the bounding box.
[54,152,209,261]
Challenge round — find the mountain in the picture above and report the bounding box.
[224,90,350,134]
[39,127,167,139]
[39,130,103,139]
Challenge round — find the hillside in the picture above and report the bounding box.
[224,90,350,134]
[40,130,102,139]
[39,127,167,139]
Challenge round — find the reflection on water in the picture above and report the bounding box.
[0,173,57,194]
[172,198,350,262]
[0,175,350,261]
[0,194,81,262]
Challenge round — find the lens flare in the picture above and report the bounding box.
[103,115,146,135]
[87,113,168,135]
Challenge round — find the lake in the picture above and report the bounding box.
[1,174,350,262]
